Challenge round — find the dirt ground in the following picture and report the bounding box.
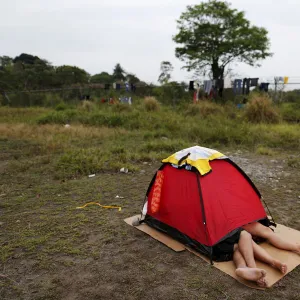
[1,150,300,300]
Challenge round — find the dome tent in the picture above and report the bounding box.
[139,146,275,263]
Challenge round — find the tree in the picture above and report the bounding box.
[173,0,272,79]
[158,61,174,84]
[0,56,13,68]
[55,65,90,86]
[90,72,114,84]
[13,53,41,65]
[126,73,140,84]
[112,63,126,81]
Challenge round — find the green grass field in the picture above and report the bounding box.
[1,100,300,299]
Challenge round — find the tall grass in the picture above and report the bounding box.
[1,101,299,179]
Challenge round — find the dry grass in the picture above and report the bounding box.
[80,100,96,112]
[0,124,127,154]
[245,94,281,123]
[185,101,225,117]
[256,146,276,156]
[0,123,125,141]
[144,96,160,111]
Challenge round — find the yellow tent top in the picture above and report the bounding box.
[162,146,226,175]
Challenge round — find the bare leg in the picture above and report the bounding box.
[233,242,268,287]
[252,241,287,274]
[243,222,300,253]
[238,231,256,268]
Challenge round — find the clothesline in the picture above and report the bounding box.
[3,80,300,95]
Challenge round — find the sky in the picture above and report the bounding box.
[1,0,300,85]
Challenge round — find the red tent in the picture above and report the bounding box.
[140,146,275,262]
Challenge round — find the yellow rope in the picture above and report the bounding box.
[76,202,122,212]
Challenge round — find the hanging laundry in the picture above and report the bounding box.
[250,78,259,87]
[194,82,200,90]
[193,91,198,103]
[131,84,136,92]
[259,83,270,92]
[242,78,250,95]
[113,83,117,89]
[204,80,213,94]
[104,84,110,90]
[116,83,121,90]
[275,77,284,83]
[284,77,289,84]
[125,83,130,92]
[233,79,243,94]
[189,81,194,91]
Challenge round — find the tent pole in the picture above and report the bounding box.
[196,173,213,264]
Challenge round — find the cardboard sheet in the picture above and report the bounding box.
[125,215,300,289]
[124,215,185,252]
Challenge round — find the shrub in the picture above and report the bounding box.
[185,101,224,117]
[279,102,300,123]
[144,97,160,112]
[244,95,280,123]
[55,102,68,111]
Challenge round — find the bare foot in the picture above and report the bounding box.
[272,260,288,274]
[236,268,267,287]
[257,275,268,288]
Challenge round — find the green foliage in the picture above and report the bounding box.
[279,102,300,122]
[244,94,280,123]
[126,73,140,84]
[90,72,114,84]
[55,102,68,111]
[173,0,272,79]
[55,65,90,86]
[112,63,126,81]
[144,97,160,111]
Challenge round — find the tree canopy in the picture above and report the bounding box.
[112,63,126,81]
[173,0,272,79]
[0,55,143,91]
[90,72,114,84]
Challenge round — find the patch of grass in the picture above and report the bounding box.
[141,139,189,153]
[0,107,50,123]
[185,101,225,117]
[55,102,69,111]
[279,102,300,122]
[80,100,96,112]
[287,157,300,168]
[256,146,276,156]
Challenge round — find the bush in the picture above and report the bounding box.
[185,101,224,117]
[55,102,68,111]
[279,102,300,123]
[244,95,280,123]
[144,97,160,111]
